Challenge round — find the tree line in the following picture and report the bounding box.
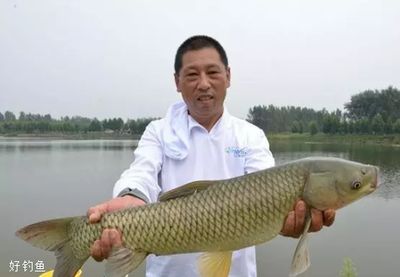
[247,86,400,135]
[1,86,399,136]
[0,112,156,135]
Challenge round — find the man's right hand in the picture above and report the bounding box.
[87,195,146,262]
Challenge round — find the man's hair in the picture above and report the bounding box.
[174,35,229,74]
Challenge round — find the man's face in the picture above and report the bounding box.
[175,47,231,123]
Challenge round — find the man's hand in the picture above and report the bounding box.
[280,200,335,238]
[87,195,146,261]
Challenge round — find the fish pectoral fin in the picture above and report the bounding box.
[105,247,147,277]
[54,243,87,277]
[198,251,233,277]
[159,180,216,201]
[290,214,312,277]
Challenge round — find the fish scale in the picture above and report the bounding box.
[67,162,307,256]
[16,157,378,277]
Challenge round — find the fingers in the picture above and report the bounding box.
[323,209,336,227]
[87,203,108,224]
[87,196,146,224]
[99,229,122,257]
[294,200,306,235]
[280,211,296,237]
[280,200,336,238]
[280,201,306,238]
[309,208,324,232]
[90,229,123,262]
[91,239,104,262]
[307,208,336,232]
[88,197,143,263]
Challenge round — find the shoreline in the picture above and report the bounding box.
[1,132,400,147]
[267,133,400,147]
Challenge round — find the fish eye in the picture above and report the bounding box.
[351,181,362,190]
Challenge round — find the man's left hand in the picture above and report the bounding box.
[280,200,336,238]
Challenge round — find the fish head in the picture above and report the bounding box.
[302,157,379,210]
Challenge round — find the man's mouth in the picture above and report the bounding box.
[198,95,213,101]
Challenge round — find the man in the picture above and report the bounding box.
[87,35,335,276]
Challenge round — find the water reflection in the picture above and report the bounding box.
[0,139,138,151]
[1,139,399,199]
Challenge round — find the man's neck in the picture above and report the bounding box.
[189,111,223,132]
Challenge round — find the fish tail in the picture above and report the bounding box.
[16,217,88,277]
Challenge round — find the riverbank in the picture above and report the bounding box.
[267,133,400,146]
[1,132,400,146]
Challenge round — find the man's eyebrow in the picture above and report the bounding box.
[183,63,222,70]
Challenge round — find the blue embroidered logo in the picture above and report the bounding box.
[225,146,248,158]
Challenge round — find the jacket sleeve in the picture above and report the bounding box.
[244,127,275,174]
[113,121,163,203]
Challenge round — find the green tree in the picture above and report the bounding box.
[135,118,154,134]
[384,118,393,134]
[291,121,299,133]
[2,122,16,132]
[354,118,370,134]
[126,119,138,134]
[322,113,340,134]
[0,112,4,121]
[340,120,349,134]
[309,121,318,135]
[291,121,303,133]
[247,104,324,133]
[347,121,355,134]
[247,105,270,132]
[19,112,26,121]
[61,122,75,132]
[345,86,400,121]
[88,118,103,132]
[43,114,52,121]
[4,111,16,121]
[371,114,385,134]
[393,119,400,133]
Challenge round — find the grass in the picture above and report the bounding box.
[339,257,358,277]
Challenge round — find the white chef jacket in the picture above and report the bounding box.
[113,101,275,277]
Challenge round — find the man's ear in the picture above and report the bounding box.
[226,66,231,88]
[174,73,181,93]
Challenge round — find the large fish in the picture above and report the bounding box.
[16,157,379,277]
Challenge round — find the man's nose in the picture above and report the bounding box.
[197,72,211,90]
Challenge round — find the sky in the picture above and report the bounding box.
[1,0,399,120]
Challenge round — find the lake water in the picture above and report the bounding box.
[1,138,399,277]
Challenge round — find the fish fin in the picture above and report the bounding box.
[105,247,147,277]
[289,213,312,277]
[159,180,216,201]
[16,217,76,251]
[198,251,233,277]
[54,243,87,277]
[16,217,88,277]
